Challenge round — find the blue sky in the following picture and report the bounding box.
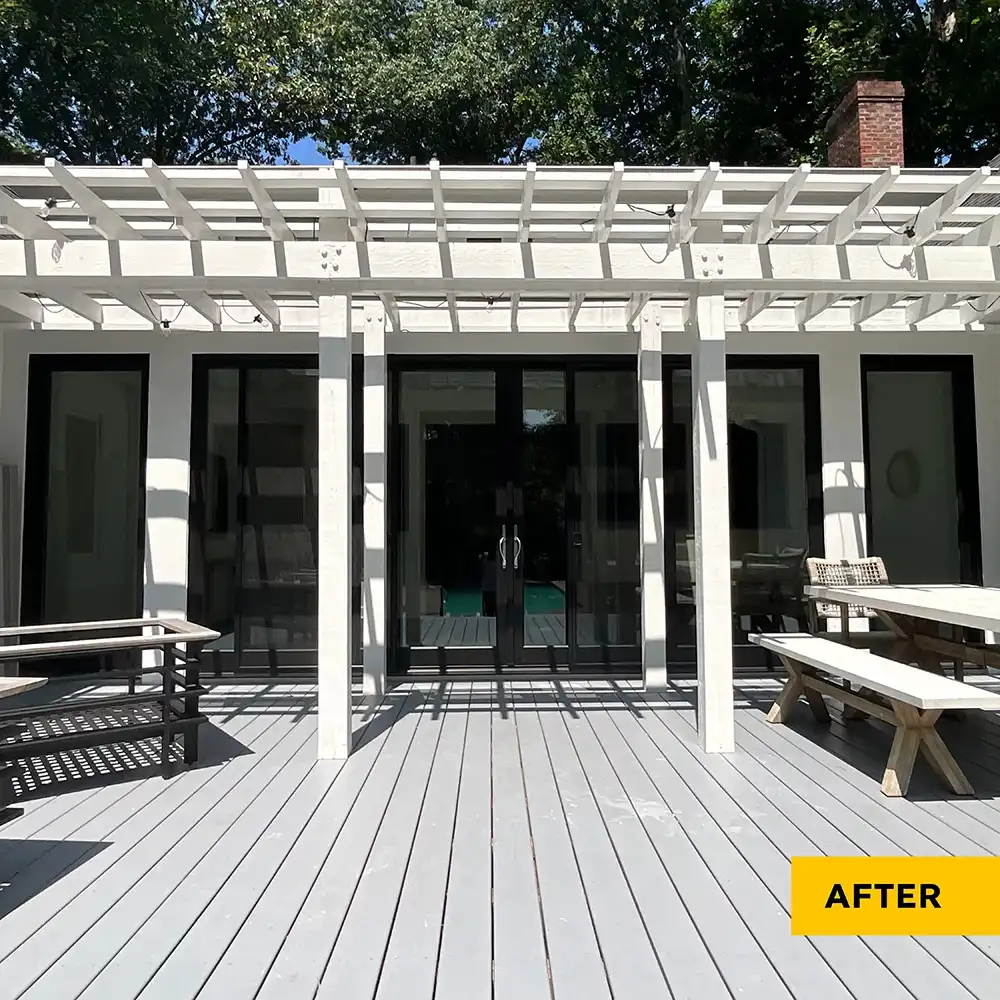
[284,136,334,164]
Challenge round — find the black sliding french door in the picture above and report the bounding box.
[390,359,640,673]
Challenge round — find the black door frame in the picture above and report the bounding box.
[188,354,364,676]
[21,354,150,639]
[860,355,982,586]
[388,356,641,675]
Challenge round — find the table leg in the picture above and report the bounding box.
[882,701,974,797]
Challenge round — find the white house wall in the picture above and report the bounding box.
[0,323,997,668]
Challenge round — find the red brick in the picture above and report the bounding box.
[827,72,905,167]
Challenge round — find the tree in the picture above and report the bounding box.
[0,0,304,164]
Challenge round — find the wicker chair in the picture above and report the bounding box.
[804,556,898,647]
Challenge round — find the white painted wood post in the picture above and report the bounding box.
[362,302,388,697]
[818,342,867,635]
[692,294,734,753]
[639,305,667,690]
[318,292,354,759]
[142,341,192,668]
[975,339,1000,643]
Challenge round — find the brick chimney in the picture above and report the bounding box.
[826,72,905,168]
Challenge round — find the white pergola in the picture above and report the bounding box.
[1,156,998,758]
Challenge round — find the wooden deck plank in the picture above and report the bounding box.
[0,684,272,846]
[68,718,323,1000]
[530,682,674,1000]
[0,686,292,959]
[188,689,418,1000]
[434,681,492,1000]
[600,684,853,1000]
[253,688,433,1000]
[0,690,316,998]
[490,682,550,1000]
[374,684,471,1000]
[566,682,762,1000]
[312,686,455,1000]
[639,688,952,1000]
[514,682,613,1000]
[712,700,1000,1000]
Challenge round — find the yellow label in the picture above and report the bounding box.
[791,856,1000,936]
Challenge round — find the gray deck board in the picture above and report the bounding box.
[3,677,1000,999]
[1,688,314,999]
[433,679,493,1000]
[532,681,675,1000]
[490,683,549,1000]
[514,684,612,1000]
[374,684,470,1000]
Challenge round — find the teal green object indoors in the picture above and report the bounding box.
[443,588,482,617]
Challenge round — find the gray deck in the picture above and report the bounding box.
[3,676,1000,999]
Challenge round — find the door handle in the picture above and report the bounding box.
[513,525,522,570]
[499,531,507,570]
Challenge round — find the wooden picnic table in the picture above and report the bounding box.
[804,583,1000,681]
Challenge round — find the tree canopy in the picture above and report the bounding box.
[0,0,997,167]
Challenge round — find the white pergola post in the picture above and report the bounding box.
[362,302,388,697]
[317,292,354,759]
[142,341,192,669]
[975,340,1000,644]
[817,343,869,636]
[639,305,667,690]
[692,294,734,753]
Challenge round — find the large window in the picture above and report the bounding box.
[188,357,363,673]
[863,358,980,586]
[22,357,148,671]
[664,357,823,668]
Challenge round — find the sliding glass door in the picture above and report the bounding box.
[188,356,363,673]
[22,357,148,672]
[664,357,823,668]
[862,357,980,585]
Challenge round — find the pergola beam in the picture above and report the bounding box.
[959,293,1000,326]
[0,187,64,241]
[49,289,105,325]
[46,159,139,241]
[785,166,903,324]
[668,162,719,251]
[0,290,43,323]
[518,162,536,242]
[238,160,294,241]
[742,163,810,244]
[117,289,161,325]
[884,165,991,247]
[593,162,624,242]
[176,290,221,325]
[430,159,459,331]
[334,159,366,241]
[244,290,280,326]
[568,292,586,328]
[143,160,216,240]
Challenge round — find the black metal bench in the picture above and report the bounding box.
[0,618,220,817]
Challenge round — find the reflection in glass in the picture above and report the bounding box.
[42,370,144,623]
[866,370,961,584]
[574,371,640,649]
[396,371,499,648]
[521,372,568,647]
[668,366,812,659]
[240,367,319,652]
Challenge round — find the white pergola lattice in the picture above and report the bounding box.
[0,158,996,332]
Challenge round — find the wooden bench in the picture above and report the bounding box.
[749,632,1000,797]
[0,618,219,819]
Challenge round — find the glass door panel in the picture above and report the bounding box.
[517,371,569,659]
[572,370,641,663]
[239,367,319,660]
[864,362,980,585]
[395,370,501,666]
